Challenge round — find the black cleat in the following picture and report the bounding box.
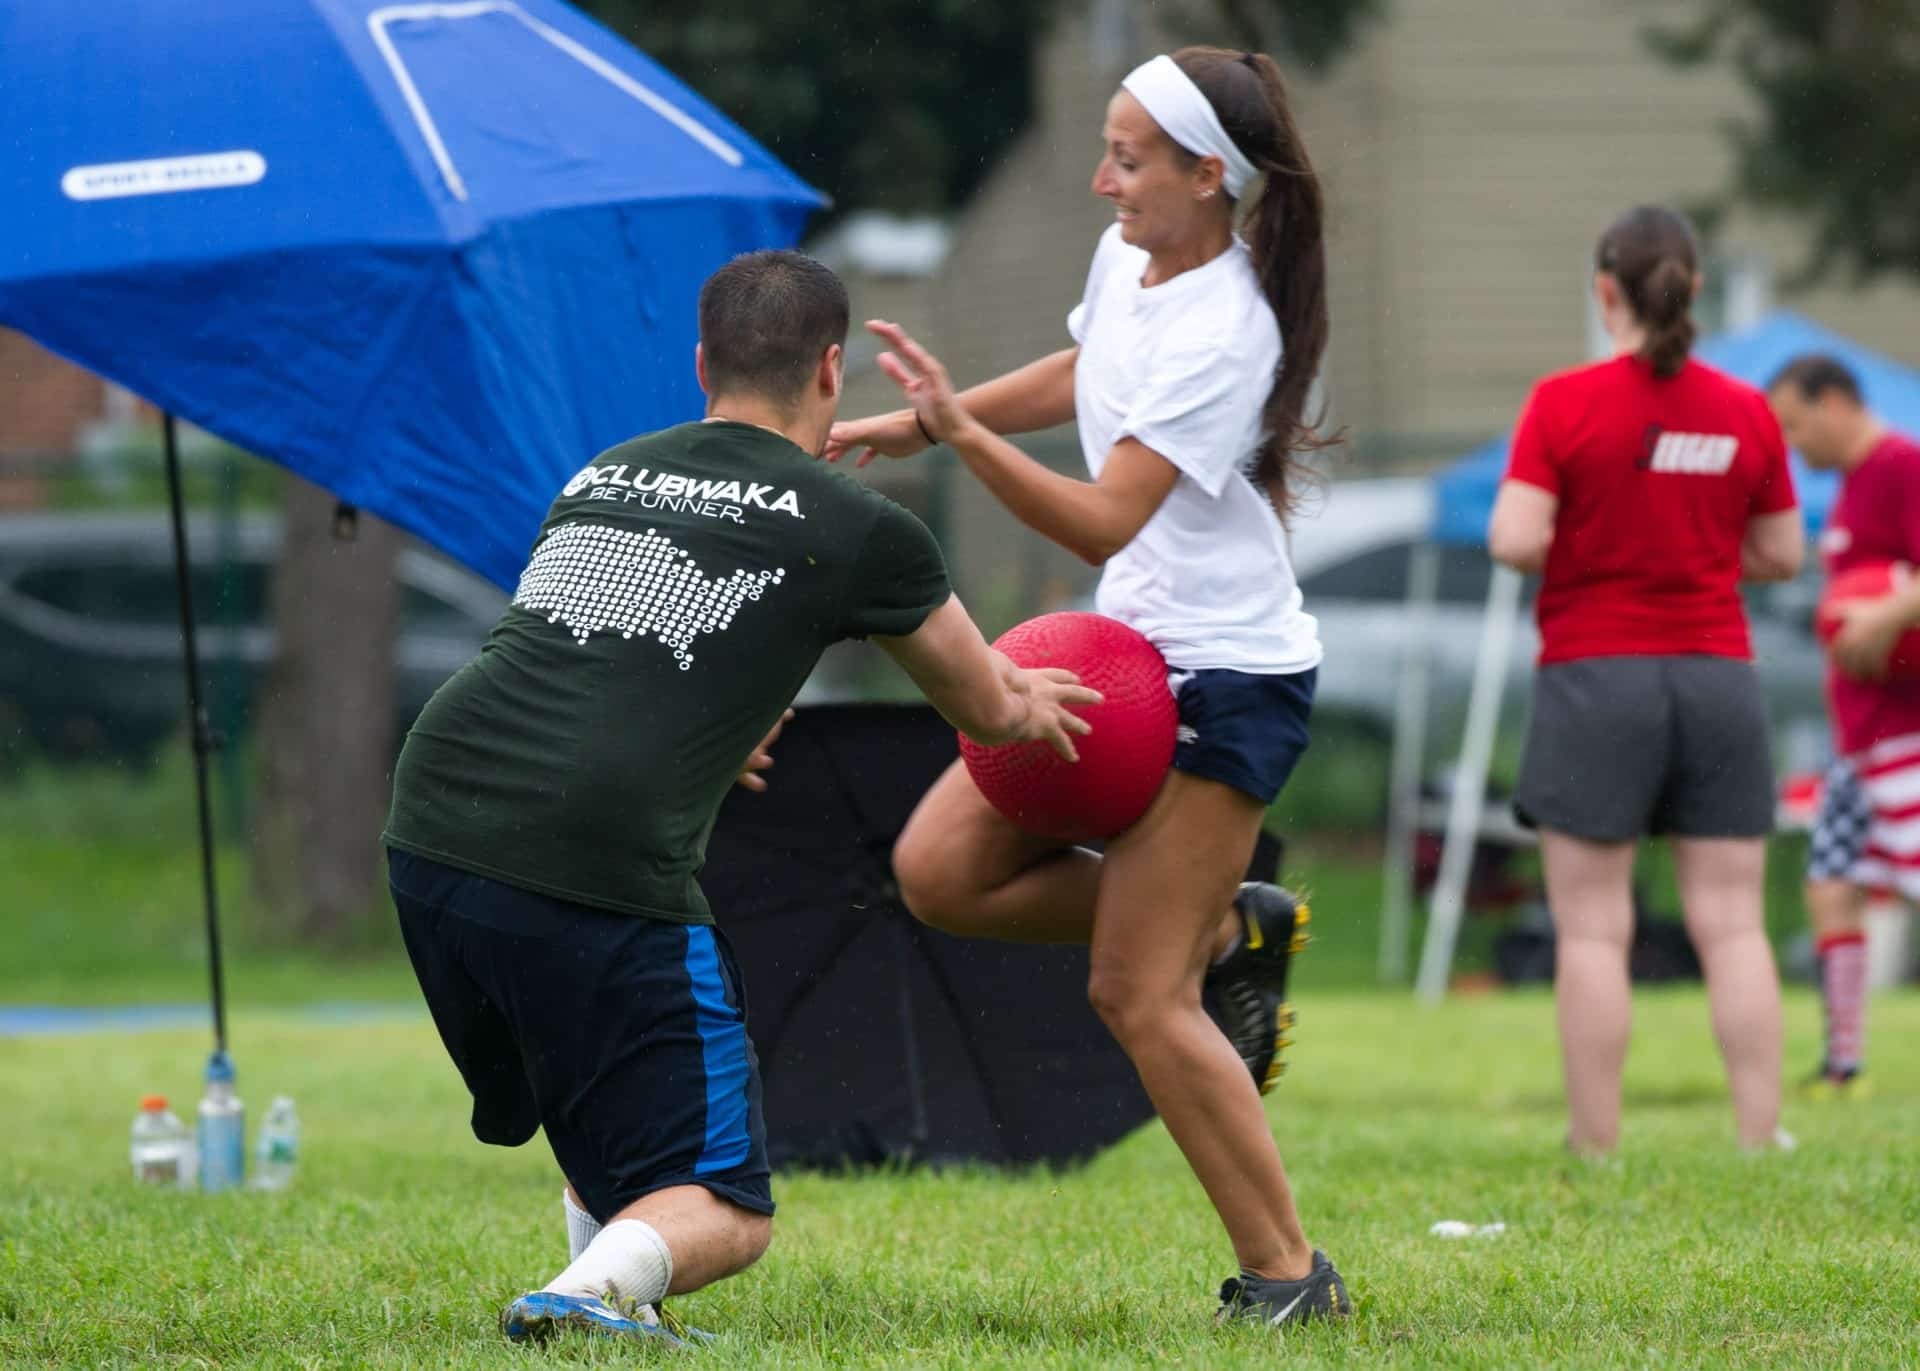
[1204,883,1309,1094]
[1216,1250,1352,1327]
[1801,1063,1872,1101]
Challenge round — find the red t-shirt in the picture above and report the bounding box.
[1505,355,1796,664]
[1821,432,1920,755]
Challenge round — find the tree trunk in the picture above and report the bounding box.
[251,471,401,943]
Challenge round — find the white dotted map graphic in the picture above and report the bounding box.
[512,522,785,670]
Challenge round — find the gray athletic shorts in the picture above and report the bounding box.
[1514,655,1775,842]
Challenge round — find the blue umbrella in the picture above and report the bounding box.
[0,0,823,587]
[0,0,822,1074]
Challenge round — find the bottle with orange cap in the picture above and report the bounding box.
[129,1094,194,1189]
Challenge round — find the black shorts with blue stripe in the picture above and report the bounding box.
[387,847,772,1223]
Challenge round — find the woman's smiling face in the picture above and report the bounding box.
[1091,91,1217,255]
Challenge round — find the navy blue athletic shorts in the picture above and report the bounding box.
[1168,666,1316,805]
[387,847,773,1222]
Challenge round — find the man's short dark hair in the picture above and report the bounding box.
[1768,353,1863,405]
[698,250,849,407]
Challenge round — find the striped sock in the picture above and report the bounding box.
[1817,933,1868,1077]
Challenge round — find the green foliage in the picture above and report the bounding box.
[1268,712,1392,836]
[578,0,1065,214]
[0,741,1386,1004]
[33,442,279,514]
[0,740,1816,1004]
[1646,0,1920,285]
[3,993,1916,1365]
[577,1,1384,216]
[0,748,412,1005]
[1175,0,1390,70]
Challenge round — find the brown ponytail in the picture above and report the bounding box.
[1172,47,1339,512]
[1595,206,1699,379]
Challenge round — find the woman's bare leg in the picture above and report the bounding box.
[893,759,1111,943]
[1674,837,1783,1147]
[897,761,1313,1273]
[893,758,1252,958]
[1088,772,1313,1278]
[1540,828,1638,1156]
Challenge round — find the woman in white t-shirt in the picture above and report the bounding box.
[825,48,1344,1325]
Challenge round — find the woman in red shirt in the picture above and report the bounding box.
[1488,205,1804,1155]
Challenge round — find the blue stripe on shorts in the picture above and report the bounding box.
[683,925,752,1176]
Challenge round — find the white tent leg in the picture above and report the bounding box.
[1415,563,1524,1003]
[1379,541,1439,983]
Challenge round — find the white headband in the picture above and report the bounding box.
[1121,54,1259,199]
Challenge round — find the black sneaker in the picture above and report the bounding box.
[1801,1063,1872,1102]
[1216,1250,1352,1327]
[1203,883,1309,1095]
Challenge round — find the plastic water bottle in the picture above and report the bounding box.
[129,1095,194,1189]
[196,1049,246,1192]
[252,1096,299,1191]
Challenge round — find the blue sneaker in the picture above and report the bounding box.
[499,1291,688,1347]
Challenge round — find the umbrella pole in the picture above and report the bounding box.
[163,414,230,1054]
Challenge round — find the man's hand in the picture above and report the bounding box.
[735,708,795,792]
[823,409,930,468]
[1831,600,1908,682]
[1000,659,1101,762]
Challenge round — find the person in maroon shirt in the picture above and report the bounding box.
[1489,206,1803,1156]
[1767,353,1920,1097]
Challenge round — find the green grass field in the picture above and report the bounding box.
[5,752,1917,1366]
[3,991,1917,1368]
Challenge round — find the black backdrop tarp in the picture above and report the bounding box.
[703,703,1281,1169]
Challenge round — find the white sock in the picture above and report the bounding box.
[563,1188,603,1262]
[542,1218,673,1308]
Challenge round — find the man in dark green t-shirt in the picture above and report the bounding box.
[384,250,1096,1348]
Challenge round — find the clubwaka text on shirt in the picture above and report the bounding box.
[562,463,807,522]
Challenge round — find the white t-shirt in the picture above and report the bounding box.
[1066,224,1321,674]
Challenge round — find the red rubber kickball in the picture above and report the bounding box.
[960,611,1178,842]
[1817,560,1920,682]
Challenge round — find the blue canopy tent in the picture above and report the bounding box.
[1380,314,1920,996]
[0,0,823,1056]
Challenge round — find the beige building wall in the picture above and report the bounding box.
[829,2,1145,624]
[1292,0,1920,454]
[923,6,1122,397]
